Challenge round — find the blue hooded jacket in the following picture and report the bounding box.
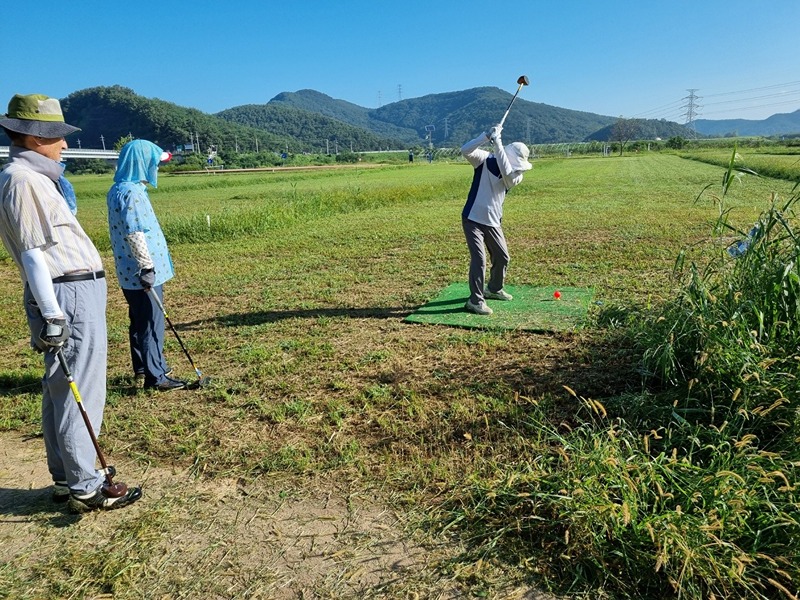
[107,139,174,289]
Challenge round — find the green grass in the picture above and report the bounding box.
[678,147,800,182]
[1,152,798,598]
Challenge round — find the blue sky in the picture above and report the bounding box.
[2,1,798,127]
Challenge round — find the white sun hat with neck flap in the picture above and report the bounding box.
[504,142,532,172]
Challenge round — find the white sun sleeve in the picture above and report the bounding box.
[21,247,64,319]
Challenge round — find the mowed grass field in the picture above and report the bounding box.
[0,153,796,599]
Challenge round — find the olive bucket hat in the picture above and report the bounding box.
[0,93,80,138]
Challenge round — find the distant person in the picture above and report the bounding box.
[0,93,142,511]
[408,149,414,163]
[107,139,186,391]
[460,123,532,315]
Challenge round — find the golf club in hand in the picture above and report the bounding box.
[55,350,128,498]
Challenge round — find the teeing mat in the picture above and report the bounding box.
[405,283,594,332]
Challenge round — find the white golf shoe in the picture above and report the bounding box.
[484,288,513,301]
[465,300,493,315]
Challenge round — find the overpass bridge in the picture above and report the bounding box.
[0,146,119,160]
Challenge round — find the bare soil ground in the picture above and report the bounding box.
[0,431,555,599]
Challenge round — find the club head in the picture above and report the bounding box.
[101,481,129,498]
[186,376,212,390]
[517,75,530,86]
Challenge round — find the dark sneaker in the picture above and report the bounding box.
[144,377,187,392]
[69,485,142,513]
[52,481,69,503]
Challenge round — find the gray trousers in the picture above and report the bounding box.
[25,278,107,495]
[462,217,510,304]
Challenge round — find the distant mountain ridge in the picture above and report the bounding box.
[694,110,800,137]
[268,90,420,144]
[265,87,618,145]
[1,85,796,153]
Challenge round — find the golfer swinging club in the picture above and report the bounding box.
[461,123,532,315]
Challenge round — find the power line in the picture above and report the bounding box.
[633,99,684,119]
[703,80,800,99]
[702,97,800,118]
[635,80,800,122]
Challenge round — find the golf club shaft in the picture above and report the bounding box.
[147,288,204,380]
[55,350,115,485]
[498,84,524,128]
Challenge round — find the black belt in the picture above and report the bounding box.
[52,270,105,284]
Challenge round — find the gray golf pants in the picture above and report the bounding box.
[25,278,108,495]
[462,217,510,304]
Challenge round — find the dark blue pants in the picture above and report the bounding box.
[123,285,169,386]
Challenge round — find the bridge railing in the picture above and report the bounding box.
[0,146,119,159]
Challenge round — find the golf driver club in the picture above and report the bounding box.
[498,75,530,128]
[55,349,128,498]
[147,288,211,389]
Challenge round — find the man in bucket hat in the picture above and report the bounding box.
[460,123,532,315]
[0,94,142,512]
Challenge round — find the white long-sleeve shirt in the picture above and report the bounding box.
[460,134,524,227]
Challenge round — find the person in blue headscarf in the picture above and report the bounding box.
[107,139,186,391]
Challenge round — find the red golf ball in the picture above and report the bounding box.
[553,290,561,300]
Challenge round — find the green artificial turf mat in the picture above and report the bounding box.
[405,283,594,332]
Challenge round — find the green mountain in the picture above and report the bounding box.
[586,118,697,142]
[58,85,291,153]
[270,87,618,145]
[214,103,406,152]
[694,109,800,137]
[268,89,420,144]
[5,85,794,155]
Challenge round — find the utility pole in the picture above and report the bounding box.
[682,89,701,138]
[526,117,532,143]
[100,135,105,150]
[444,117,449,140]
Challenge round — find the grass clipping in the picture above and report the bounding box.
[406,283,594,331]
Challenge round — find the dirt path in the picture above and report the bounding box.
[0,431,554,598]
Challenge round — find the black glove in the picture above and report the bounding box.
[139,268,155,290]
[39,318,70,353]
